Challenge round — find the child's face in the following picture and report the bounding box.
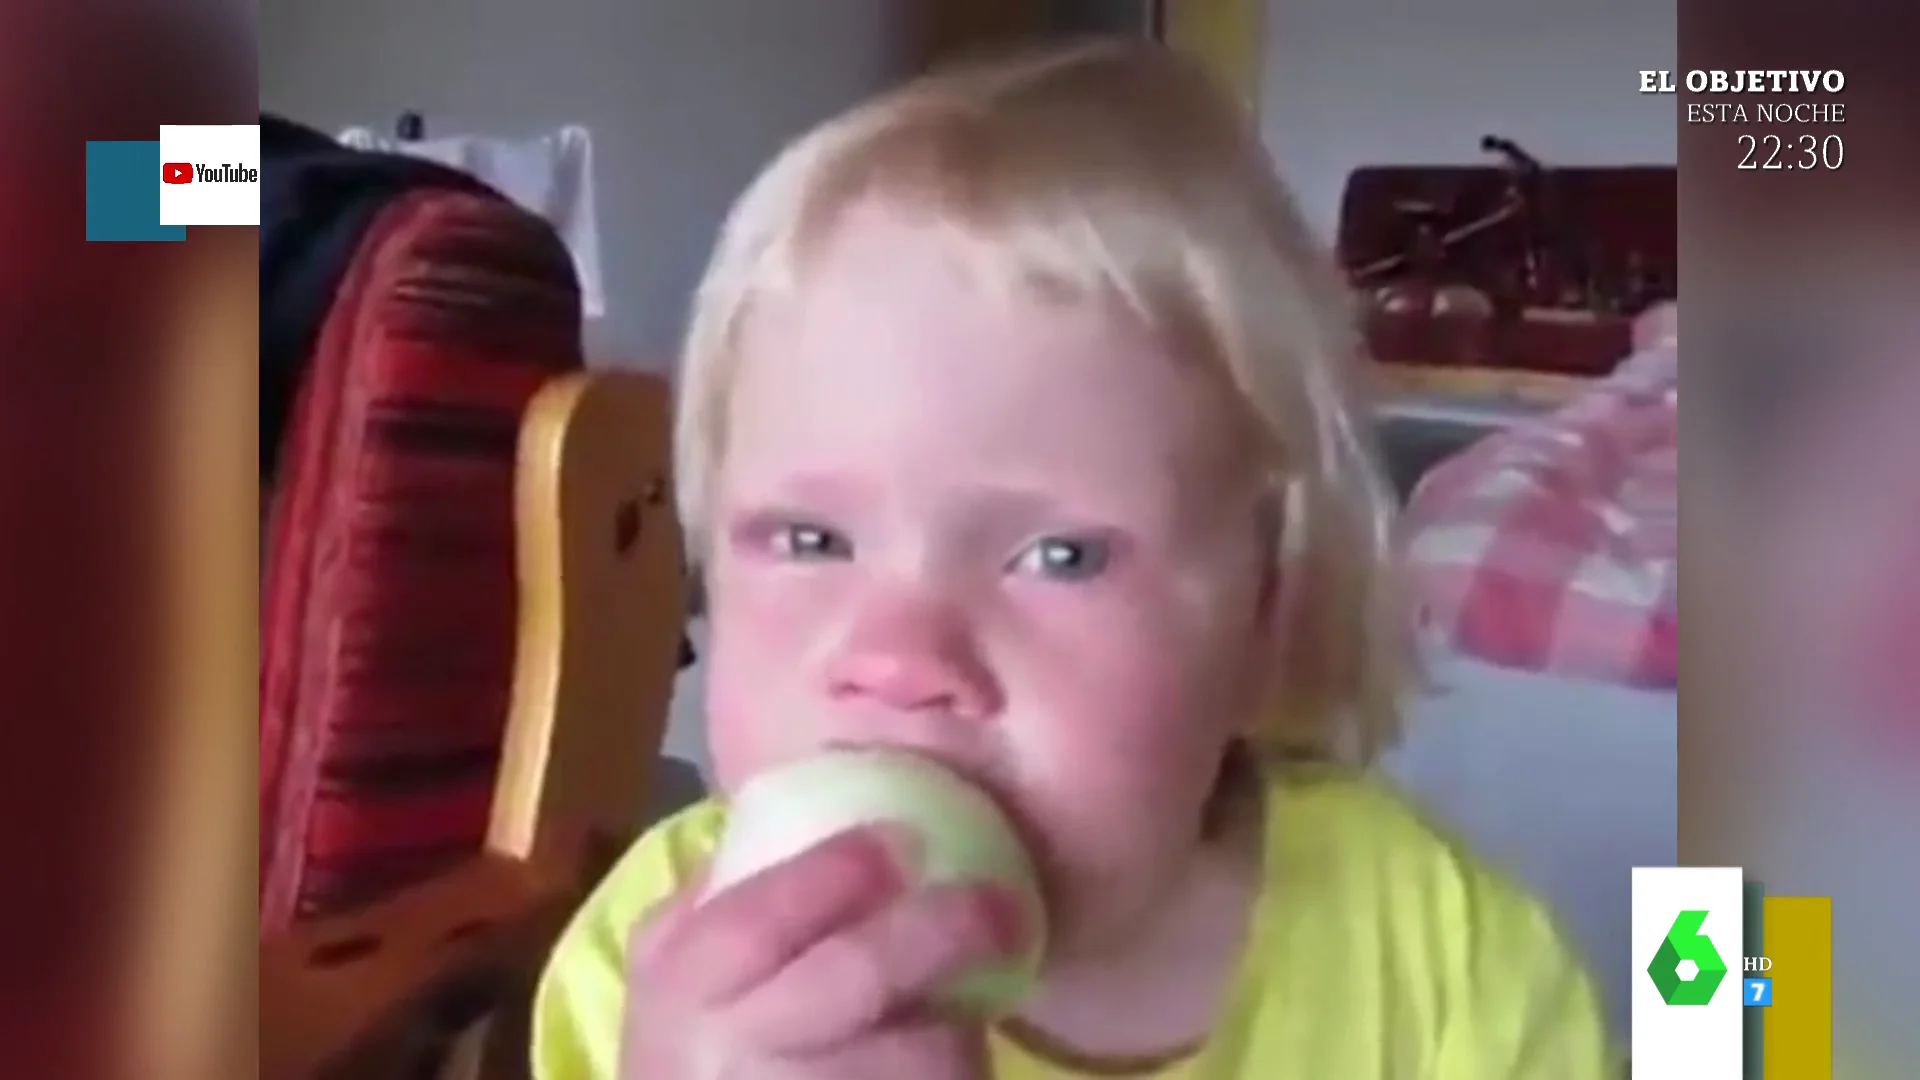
[703,202,1273,954]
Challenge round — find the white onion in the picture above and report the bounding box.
[704,748,1048,1015]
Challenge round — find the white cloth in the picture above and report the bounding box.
[338,124,605,318]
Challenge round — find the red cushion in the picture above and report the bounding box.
[259,190,582,931]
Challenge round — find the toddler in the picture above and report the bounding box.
[532,40,1612,1079]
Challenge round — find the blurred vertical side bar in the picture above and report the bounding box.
[0,2,255,1078]
[1761,896,1832,1079]
[1743,881,1763,1080]
[1680,0,1918,1070]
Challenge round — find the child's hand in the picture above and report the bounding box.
[618,826,1025,1079]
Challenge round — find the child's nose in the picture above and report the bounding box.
[823,601,999,719]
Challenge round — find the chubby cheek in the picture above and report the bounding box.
[1003,583,1250,882]
[702,643,776,796]
[700,559,837,792]
[1023,679,1224,866]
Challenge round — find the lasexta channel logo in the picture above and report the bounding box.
[1647,909,1729,1005]
[162,162,193,185]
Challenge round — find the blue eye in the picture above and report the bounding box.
[1011,536,1110,581]
[771,523,852,560]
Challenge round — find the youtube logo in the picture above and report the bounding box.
[146,126,263,231]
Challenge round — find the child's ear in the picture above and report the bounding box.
[1251,545,1283,641]
[1245,481,1295,708]
[1249,479,1298,640]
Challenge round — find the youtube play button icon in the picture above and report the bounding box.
[162,162,193,185]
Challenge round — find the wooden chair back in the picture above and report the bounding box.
[260,369,686,1080]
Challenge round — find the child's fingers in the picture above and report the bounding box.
[722,882,1024,1053]
[648,825,910,1006]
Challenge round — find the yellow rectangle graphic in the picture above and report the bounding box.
[1761,895,1832,1078]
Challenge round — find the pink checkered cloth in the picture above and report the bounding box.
[1401,345,1679,689]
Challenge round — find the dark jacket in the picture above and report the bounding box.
[259,114,495,481]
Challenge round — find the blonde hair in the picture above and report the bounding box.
[675,40,1409,763]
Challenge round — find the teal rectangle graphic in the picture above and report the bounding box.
[86,141,185,242]
[1744,880,1764,1080]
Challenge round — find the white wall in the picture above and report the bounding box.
[1259,0,1677,242]
[260,0,922,373]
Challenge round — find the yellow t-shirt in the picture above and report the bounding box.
[531,769,1617,1079]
